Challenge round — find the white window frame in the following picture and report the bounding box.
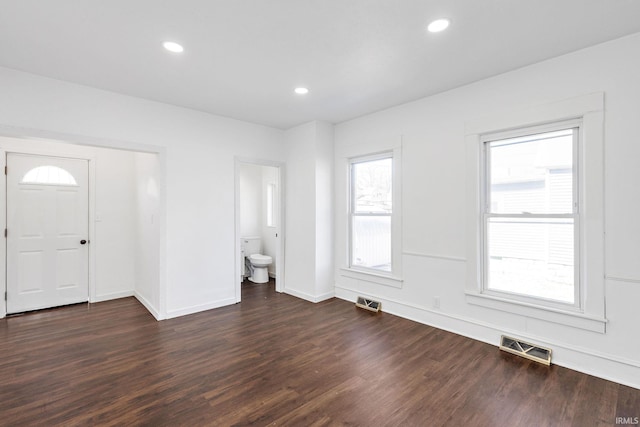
[349,152,393,273]
[465,93,606,333]
[341,144,402,286]
[480,120,581,311]
[266,183,275,228]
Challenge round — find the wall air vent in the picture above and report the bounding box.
[355,296,381,313]
[500,335,552,365]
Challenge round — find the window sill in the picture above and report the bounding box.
[465,291,607,333]
[340,268,403,289]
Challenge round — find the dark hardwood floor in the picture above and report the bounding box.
[0,280,638,426]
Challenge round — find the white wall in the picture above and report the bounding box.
[314,122,334,297]
[0,135,137,313]
[93,147,137,301]
[239,163,263,238]
[334,33,640,388]
[134,152,161,317]
[0,66,285,319]
[284,121,334,301]
[284,123,317,298]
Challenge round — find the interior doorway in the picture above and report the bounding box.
[235,159,285,302]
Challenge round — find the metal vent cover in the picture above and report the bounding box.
[355,296,381,313]
[500,335,552,365]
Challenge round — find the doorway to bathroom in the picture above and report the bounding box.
[235,159,284,302]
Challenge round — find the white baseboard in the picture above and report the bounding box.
[165,297,236,319]
[315,290,335,302]
[134,291,162,320]
[92,290,134,303]
[284,287,335,303]
[335,285,640,390]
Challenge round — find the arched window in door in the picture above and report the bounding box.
[20,165,78,186]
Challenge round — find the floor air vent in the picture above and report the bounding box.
[355,297,381,313]
[500,335,552,365]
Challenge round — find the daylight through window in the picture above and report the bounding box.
[350,154,392,272]
[483,126,578,305]
[20,165,78,186]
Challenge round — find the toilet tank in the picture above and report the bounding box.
[242,237,261,255]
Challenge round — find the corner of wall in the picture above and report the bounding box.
[135,291,163,321]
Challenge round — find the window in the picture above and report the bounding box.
[349,154,393,272]
[482,123,579,307]
[465,93,605,332]
[266,183,275,227]
[20,165,78,186]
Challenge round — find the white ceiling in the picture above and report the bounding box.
[2,1,640,129]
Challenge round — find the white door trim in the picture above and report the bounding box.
[1,148,95,316]
[6,153,91,312]
[234,157,286,302]
[0,150,5,317]
[0,126,167,320]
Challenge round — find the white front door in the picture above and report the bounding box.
[6,153,89,314]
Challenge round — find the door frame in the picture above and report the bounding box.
[234,157,286,302]
[1,148,96,316]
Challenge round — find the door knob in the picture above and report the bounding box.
[80,240,87,245]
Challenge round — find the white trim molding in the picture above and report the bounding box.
[403,251,466,263]
[284,287,334,303]
[465,291,607,333]
[93,290,135,303]
[606,275,640,284]
[165,298,236,320]
[339,267,403,289]
[135,291,163,320]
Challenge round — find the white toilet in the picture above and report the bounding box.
[241,237,272,283]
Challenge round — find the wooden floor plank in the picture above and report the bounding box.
[0,280,638,426]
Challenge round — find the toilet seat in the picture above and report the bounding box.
[249,254,272,266]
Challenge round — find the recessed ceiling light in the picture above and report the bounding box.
[294,87,309,95]
[163,41,184,53]
[427,18,450,33]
